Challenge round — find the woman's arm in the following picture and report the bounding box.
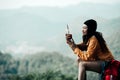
[76,43,88,51]
[74,36,98,60]
[66,34,98,60]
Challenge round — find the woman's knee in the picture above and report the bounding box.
[78,61,87,67]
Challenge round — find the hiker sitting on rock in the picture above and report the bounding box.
[65,19,114,80]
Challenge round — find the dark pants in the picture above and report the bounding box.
[78,61,104,80]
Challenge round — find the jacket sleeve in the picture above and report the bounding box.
[74,36,98,60]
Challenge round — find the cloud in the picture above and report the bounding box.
[0,0,120,9]
[4,41,45,55]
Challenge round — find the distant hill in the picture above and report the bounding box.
[107,30,120,60]
[0,3,120,58]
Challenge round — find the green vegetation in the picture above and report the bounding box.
[5,70,76,80]
[0,51,101,80]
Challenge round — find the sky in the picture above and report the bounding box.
[0,0,120,9]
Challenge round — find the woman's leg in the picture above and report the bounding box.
[78,62,86,80]
[78,61,104,80]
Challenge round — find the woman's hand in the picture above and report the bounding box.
[65,34,73,44]
[65,34,76,51]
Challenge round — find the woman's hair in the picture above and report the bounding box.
[82,19,109,53]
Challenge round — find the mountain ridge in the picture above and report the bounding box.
[0,3,120,58]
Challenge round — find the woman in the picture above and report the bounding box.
[66,19,114,80]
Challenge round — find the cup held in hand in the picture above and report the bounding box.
[66,34,72,40]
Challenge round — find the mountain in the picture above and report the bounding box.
[0,2,120,58]
[107,30,120,60]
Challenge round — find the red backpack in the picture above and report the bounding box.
[101,60,120,80]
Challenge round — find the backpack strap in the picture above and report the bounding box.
[99,61,109,80]
[99,61,105,80]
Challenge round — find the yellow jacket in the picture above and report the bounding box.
[74,36,114,61]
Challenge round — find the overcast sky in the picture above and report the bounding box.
[0,0,120,9]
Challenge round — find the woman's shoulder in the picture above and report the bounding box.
[87,35,98,45]
[89,35,98,41]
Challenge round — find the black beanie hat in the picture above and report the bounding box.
[84,19,97,34]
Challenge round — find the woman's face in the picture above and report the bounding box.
[82,24,88,35]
